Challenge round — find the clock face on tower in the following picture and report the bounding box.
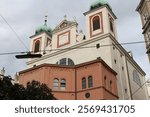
[57,31,70,48]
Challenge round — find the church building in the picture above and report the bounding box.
[19,0,148,100]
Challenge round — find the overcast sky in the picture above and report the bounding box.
[0,0,149,78]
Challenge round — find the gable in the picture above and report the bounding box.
[53,20,78,33]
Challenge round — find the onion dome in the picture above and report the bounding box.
[35,15,52,35]
[90,0,112,11]
[35,23,52,34]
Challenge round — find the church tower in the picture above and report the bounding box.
[136,0,150,62]
[84,0,117,40]
[29,15,52,56]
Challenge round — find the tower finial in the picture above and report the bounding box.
[45,12,48,25]
[64,15,67,20]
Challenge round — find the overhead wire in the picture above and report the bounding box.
[0,13,149,55]
[126,79,150,100]
[43,40,150,52]
[0,51,27,56]
[0,12,149,100]
[0,40,149,56]
[0,14,29,51]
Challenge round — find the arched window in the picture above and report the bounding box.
[68,58,75,66]
[53,78,59,89]
[60,79,66,90]
[92,16,100,31]
[56,58,75,66]
[60,58,67,65]
[82,77,86,89]
[133,70,141,86]
[88,76,93,88]
[109,18,114,32]
[34,40,40,53]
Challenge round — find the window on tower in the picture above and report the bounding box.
[110,19,114,32]
[90,12,103,37]
[109,15,114,33]
[34,40,40,53]
[92,16,100,31]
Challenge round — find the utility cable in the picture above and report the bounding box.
[126,79,149,100]
[0,51,27,56]
[43,40,150,52]
[0,40,149,56]
[0,14,29,51]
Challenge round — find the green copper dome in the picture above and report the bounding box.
[35,23,52,35]
[90,0,112,11]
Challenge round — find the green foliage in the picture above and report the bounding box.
[25,80,56,100]
[0,76,56,100]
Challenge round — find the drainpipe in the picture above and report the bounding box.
[75,68,77,100]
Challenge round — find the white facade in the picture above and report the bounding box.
[147,82,150,99]
[27,5,148,99]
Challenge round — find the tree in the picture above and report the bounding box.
[0,76,13,99]
[25,80,56,100]
[0,76,56,100]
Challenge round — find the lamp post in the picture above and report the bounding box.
[15,52,42,59]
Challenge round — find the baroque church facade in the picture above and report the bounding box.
[19,0,148,100]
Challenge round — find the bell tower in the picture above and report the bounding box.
[29,15,52,55]
[84,0,117,40]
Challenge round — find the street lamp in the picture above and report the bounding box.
[15,52,42,59]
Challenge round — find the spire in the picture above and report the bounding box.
[44,12,48,25]
[1,67,5,76]
[35,13,52,35]
[0,67,5,79]
[64,15,67,20]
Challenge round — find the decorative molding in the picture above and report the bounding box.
[32,38,42,53]
[57,31,70,48]
[89,12,104,38]
[52,20,78,34]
